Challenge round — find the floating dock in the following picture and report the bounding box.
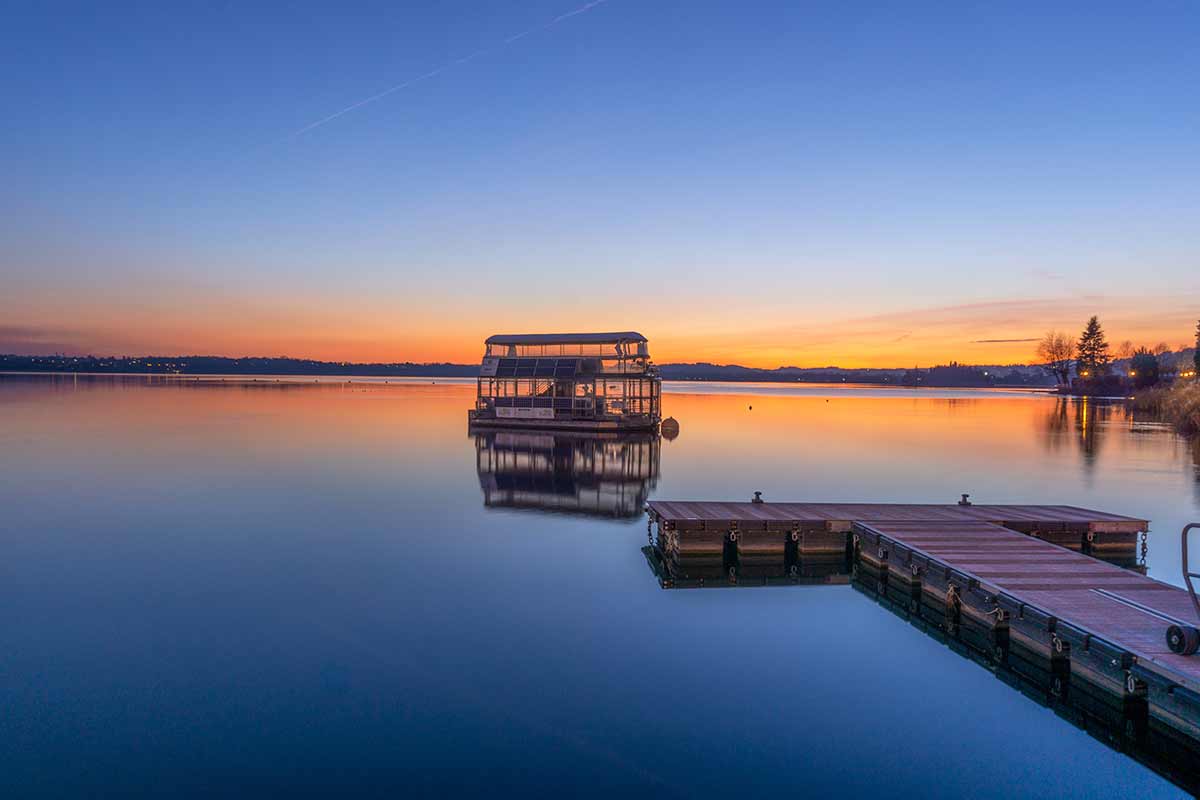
[852,576,1200,793]
[646,500,1147,579]
[645,499,1200,791]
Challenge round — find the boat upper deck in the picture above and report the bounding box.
[645,500,1147,532]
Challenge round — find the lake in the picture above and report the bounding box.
[1,374,1197,797]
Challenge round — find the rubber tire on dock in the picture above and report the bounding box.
[1166,624,1200,655]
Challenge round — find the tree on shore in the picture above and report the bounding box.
[1129,348,1160,389]
[1036,331,1075,385]
[1076,316,1110,378]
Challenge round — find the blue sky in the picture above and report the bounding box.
[3,1,1197,365]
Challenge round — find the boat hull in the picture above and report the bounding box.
[467,409,658,432]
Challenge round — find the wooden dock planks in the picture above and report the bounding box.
[852,576,1200,794]
[851,518,1200,750]
[646,499,1147,568]
[645,500,1146,531]
[645,499,1200,754]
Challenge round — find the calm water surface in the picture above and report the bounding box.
[2,375,1198,797]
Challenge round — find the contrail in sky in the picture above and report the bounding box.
[973,338,1040,343]
[290,0,610,138]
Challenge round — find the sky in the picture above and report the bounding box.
[2,0,1197,368]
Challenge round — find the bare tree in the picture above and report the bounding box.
[1037,331,1074,385]
[1116,340,1135,360]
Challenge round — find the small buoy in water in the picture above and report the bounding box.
[660,417,680,440]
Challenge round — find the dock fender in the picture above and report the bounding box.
[1166,624,1200,656]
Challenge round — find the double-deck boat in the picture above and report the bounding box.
[468,332,661,431]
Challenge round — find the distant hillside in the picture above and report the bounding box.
[659,362,903,383]
[0,354,477,377]
[3,353,1055,387]
[658,362,1054,387]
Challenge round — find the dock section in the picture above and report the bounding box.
[853,518,1200,792]
[645,501,1147,585]
[852,573,1200,793]
[645,499,1200,790]
[852,519,1200,758]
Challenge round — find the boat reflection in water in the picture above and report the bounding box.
[471,427,660,519]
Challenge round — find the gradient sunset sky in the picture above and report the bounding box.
[3,1,1197,367]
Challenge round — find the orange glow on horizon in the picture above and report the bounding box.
[3,293,1195,369]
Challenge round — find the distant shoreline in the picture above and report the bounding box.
[1,370,1059,393]
[0,353,1055,389]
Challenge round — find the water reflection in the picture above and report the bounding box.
[643,543,849,588]
[851,575,1200,795]
[1036,395,1200,505]
[471,427,660,518]
[1038,396,1126,478]
[1193,437,1200,506]
[5,375,1200,797]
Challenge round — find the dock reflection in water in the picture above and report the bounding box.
[643,526,851,588]
[851,571,1200,795]
[642,504,1198,795]
[471,427,660,518]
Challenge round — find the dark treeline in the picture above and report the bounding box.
[3,354,1054,387]
[0,354,478,377]
[660,362,1051,386]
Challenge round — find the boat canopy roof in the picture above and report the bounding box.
[485,332,647,346]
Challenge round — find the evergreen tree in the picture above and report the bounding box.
[1129,348,1160,389]
[1076,316,1110,378]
